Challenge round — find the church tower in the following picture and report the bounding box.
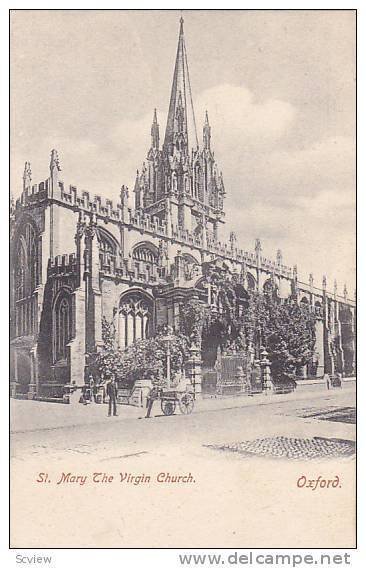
[135,17,226,243]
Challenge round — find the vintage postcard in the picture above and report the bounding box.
[10,9,356,549]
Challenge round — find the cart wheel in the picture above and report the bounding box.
[179,393,194,415]
[161,400,176,416]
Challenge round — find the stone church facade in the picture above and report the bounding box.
[10,19,356,400]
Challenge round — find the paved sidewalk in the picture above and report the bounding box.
[10,381,355,434]
[196,381,354,414]
[10,398,143,433]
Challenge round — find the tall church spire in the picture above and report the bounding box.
[163,17,198,156]
[139,17,225,237]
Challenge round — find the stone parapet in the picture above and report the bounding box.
[47,253,78,276]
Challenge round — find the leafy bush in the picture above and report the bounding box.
[95,319,189,386]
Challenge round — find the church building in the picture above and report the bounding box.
[10,19,356,400]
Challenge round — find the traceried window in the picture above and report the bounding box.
[132,243,158,281]
[14,222,39,336]
[97,228,118,274]
[53,293,72,362]
[118,293,152,349]
[181,253,200,281]
[314,300,323,318]
[246,273,256,292]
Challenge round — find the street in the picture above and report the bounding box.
[11,383,356,463]
[10,383,356,549]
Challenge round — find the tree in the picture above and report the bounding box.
[179,284,316,383]
[256,296,316,381]
[94,318,189,386]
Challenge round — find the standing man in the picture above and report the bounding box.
[145,383,161,418]
[106,376,118,417]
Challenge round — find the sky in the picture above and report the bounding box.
[10,9,356,292]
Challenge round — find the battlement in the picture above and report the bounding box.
[48,253,78,275]
[295,279,355,308]
[57,181,170,236]
[15,179,49,209]
[58,183,121,221]
[128,208,167,236]
[101,256,161,286]
[172,226,202,247]
[13,158,353,306]
[207,236,293,279]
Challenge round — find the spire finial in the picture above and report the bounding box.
[255,238,262,255]
[151,108,160,149]
[203,110,211,149]
[23,161,32,189]
[120,184,129,204]
[50,149,61,173]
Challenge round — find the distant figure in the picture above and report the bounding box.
[145,385,161,418]
[106,376,118,417]
[337,372,343,388]
[324,373,330,390]
[88,374,95,402]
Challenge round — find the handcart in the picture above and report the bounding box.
[159,389,195,416]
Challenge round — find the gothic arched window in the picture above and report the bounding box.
[97,228,118,273]
[314,300,323,318]
[14,222,39,336]
[53,293,72,362]
[246,273,256,292]
[132,243,159,282]
[118,293,152,349]
[181,253,200,280]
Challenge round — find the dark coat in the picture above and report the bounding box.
[106,381,118,399]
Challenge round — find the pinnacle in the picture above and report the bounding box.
[50,148,61,171]
[23,161,32,178]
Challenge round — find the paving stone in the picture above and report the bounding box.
[206,436,355,460]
